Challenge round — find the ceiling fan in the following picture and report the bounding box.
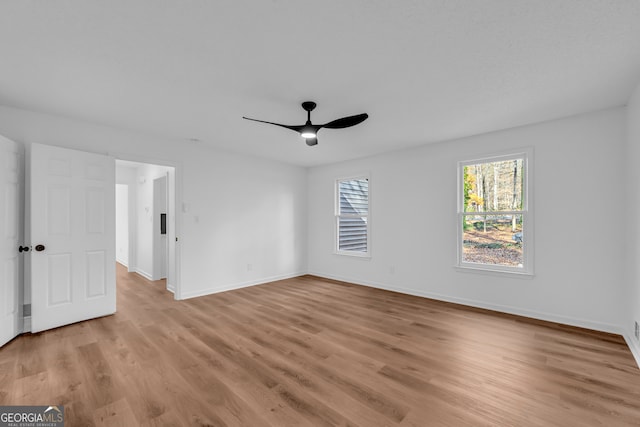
[243,101,368,146]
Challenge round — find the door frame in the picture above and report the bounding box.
[111,151,182,300]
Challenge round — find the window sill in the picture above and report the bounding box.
[454,265,534,279]
[334,251,371,259]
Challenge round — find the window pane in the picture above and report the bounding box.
[463,159,523,212]
[338,216,368,252]
[462,214,523,267]
[339,178,369,215]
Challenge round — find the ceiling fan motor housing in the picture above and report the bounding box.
[301,101,317,112]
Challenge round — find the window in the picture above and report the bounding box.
[457,151,532,274]
[336,176,369,256]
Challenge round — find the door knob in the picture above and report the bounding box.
[18,246,30,253]
[35,244,46,252]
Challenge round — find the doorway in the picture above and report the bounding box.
[115,160,176,293]
[1,139,182,344]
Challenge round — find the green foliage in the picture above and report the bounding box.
[477,242,502,249]
[473,221,495,231]
[463,166,477,212]
[462,240,504,250]
[463,167,471,211]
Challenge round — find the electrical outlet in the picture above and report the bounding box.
[247,264,252,272]
[635,321,639,340]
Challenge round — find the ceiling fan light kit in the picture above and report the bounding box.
[243,101,368,146]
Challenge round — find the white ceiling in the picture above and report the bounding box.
[1,1,639,167]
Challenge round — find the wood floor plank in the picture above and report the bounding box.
[1,265,640,426]
[93,397,139,427]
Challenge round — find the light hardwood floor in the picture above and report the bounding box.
[1,264,640,426]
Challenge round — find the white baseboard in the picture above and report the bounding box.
[116,259,128,268]
[178,271,306,300]
[135,268,153,281]
[624,333,640,369]
[308,271,623,335]
[23,316,31,333]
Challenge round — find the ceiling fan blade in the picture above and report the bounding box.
[242,116,303,133]
[322,113,368,129]
[305,137,318,146]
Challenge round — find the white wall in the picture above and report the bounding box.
[153,175,168,281]
[0,104,308,300]
[308,108,627,333]
[135,163,171,280]
[626,82,640,363]
[115,184,129,266]
[116,164,137,273]
[179,147,308,298]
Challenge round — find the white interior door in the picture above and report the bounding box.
[0,135,23,346]
[31,143,115,333]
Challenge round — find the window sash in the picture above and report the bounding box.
[337,216,368,252]
[457,151,532,275]
[336,176,369,256]
[458,154,528,213]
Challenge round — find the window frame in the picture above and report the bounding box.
[335,174,371,258]
[456,149,533,276]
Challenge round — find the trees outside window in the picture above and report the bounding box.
[458,151,532,274]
